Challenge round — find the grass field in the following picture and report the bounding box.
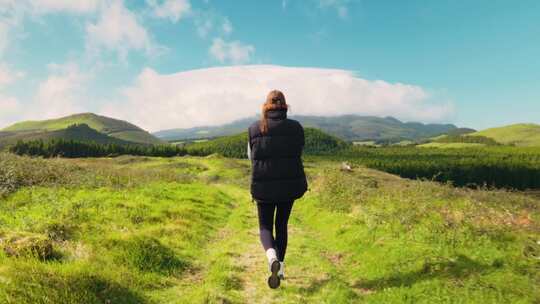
[0,153,539,303]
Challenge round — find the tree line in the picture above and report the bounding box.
[185,128,350,158]
[9,139,187,158]
[435,134,500,145]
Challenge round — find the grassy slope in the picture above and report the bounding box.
[418,142,486,148]
[0,154,538,303]
[469,124,540,146]
[2,113,163,145]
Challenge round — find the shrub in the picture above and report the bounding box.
[0,231,54,260]
[0,153,84,196]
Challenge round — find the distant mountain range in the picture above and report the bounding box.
[2,113,537,149]
[153,115,461,142]
[0,113,163,148]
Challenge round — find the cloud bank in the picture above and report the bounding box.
[101,65,453,132]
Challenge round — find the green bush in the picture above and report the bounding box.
[0,153,81,197]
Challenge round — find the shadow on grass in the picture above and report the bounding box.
[353,254,498,290]
[298,276,332,294]
[1,263,148,304]
[84,276,148,304]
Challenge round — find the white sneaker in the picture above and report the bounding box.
[265,248,280,289]
[265,248,277,268]
[267,258,281,289]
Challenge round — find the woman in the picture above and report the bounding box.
[247,90,308,289]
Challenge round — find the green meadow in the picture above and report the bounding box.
[0,153,539,303]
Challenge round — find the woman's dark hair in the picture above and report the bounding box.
[260,90,288,134]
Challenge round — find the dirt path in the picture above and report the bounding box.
[160,184,358,303]
[143,181,364,303]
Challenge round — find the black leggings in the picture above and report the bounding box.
[256,200,294,262]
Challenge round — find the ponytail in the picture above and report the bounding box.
[260,90,288,134]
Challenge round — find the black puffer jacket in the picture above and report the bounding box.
[248,109,308,203]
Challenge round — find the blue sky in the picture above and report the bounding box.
[0,0,539,131]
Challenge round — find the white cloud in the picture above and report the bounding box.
[29,62,89,119]
[0,64,20,126]
[0,94,18,112]
[86,0,155,60]
[0,64,24,87]
[0,0,101,21]
[147,0,191,23]
[0,1,23,58]
[29,0,102,14]
[209,38,255,64]
[192,10,218,38]
[195,18,212,38]
[319,0,350,19]
[0,0,101,59]
[0,62,94,127]
[222,17,232,35]
[1,0,164,61]
[0,22,7,57]
[0,63,23,127]
[101,65,454,132]
[0,21,11,57]
[0,94,19,127]
[193,11,234,38]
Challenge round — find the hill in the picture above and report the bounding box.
[154,115,458,142]
[2,113,163,145]
[446,127,476,136]
[468,123,540,146]
[185,127,350,158]
[0,124,133,149]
